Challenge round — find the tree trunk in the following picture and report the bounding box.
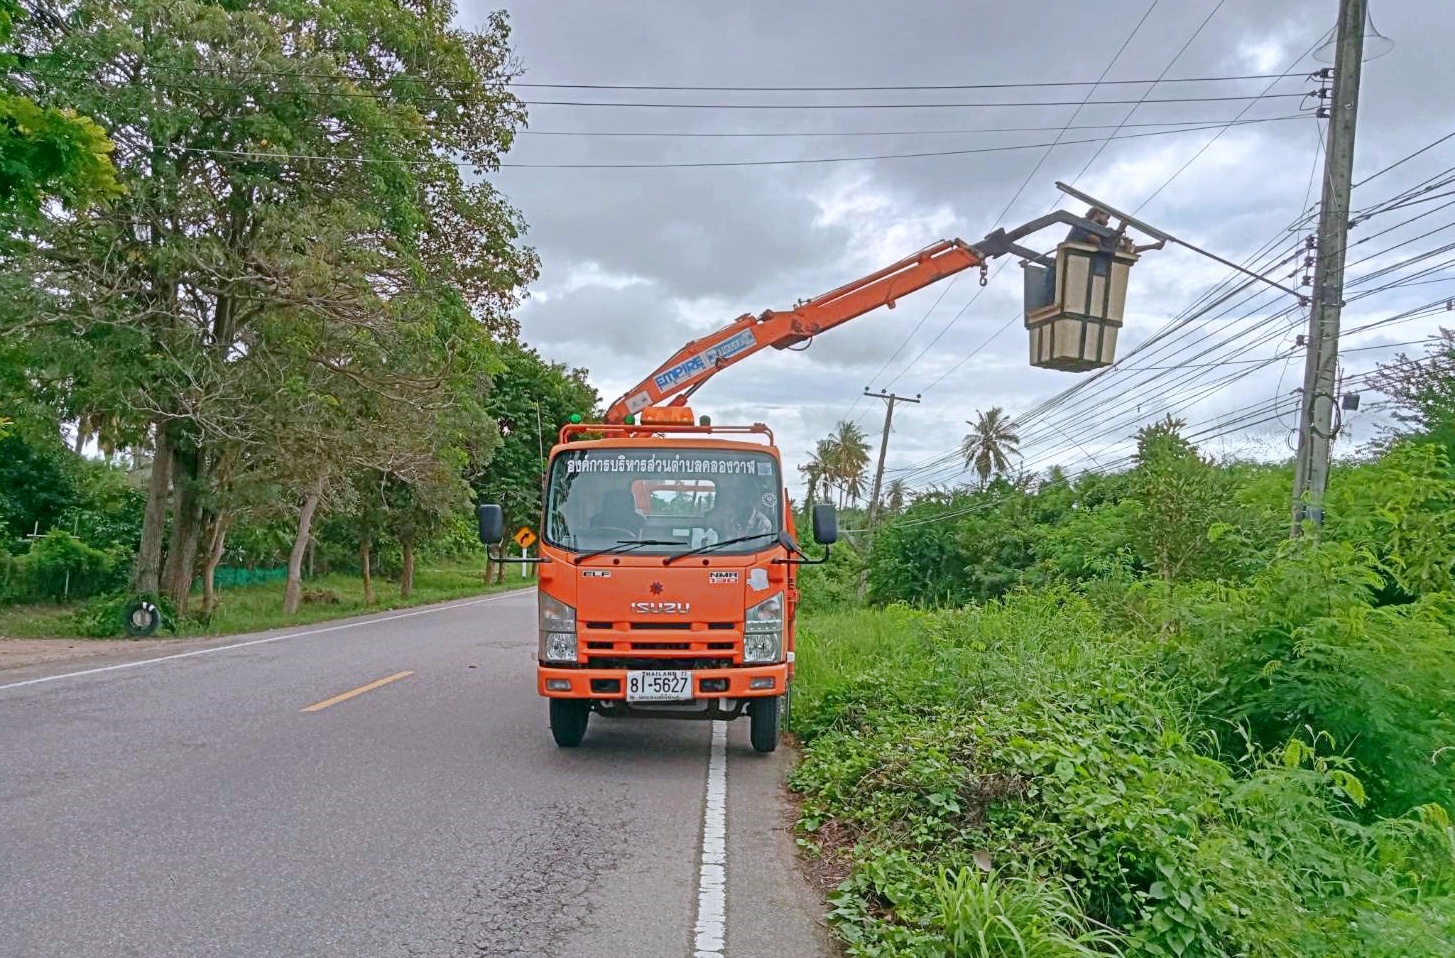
[361,540,375,606]
[131,421,173,595]
[283,476,327,616]
[201,513,232,619]
[399,541,415,598]
[162,439,205,612]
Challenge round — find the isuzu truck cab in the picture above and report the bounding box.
[478,408,838,752]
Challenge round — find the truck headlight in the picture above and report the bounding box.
[743,591,783,664]
[539,593,577,662]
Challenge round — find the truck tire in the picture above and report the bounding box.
[549,699,590,747]
[749,695,781,753]
[123,600,161,637]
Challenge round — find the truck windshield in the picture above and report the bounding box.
[544,448,783,556]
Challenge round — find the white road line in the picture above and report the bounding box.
[693,720,728,958]
[0,589,532,693]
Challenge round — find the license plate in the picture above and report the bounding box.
[626,670,693,702]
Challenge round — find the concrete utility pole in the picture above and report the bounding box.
[859,389,919,596]
[864,389,920,534]
[1291,0,1366,534]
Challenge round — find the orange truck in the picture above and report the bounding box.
[478,201,1147,750]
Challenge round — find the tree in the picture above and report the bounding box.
[961,406,1021,489]
[1127,416,1235,586]
[823,420,870,506]
[883,477,908,515]
[0,2,538,609]
[472,341,599,541]
[799,439,832,510]
[1368,329,1455,454]
[0,1,121,217]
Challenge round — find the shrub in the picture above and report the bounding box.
[1175,541,1455,815]
[0,530,127,603]
[790,599,1455,958]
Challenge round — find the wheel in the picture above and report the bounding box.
[549,698,590,748]
[749,695,781,753]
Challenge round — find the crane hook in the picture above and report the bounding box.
[978,264,989,287]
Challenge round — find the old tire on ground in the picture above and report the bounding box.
[749,694,781,753]
[549,698,590,747]
[123,600,161,637]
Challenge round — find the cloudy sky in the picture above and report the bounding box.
[460,0,1455,495]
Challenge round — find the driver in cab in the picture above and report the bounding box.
[702,480,774,545]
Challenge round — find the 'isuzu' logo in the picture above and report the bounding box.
[631,601,692,614]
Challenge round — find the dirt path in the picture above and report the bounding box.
[0,638,182,672]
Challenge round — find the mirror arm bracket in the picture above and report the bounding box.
[487,544,549,565]
[772,544,830,566]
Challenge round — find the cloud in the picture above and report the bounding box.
[464,0,1455,494]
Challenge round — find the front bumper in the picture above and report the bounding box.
[537,662,788,699]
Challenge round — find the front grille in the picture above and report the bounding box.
[583,621,736,631]
[589,657,733,671]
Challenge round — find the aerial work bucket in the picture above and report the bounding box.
[1023,241,1137,371]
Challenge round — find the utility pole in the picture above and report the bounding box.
[1292,0,1366,534]
[859,389,919,596]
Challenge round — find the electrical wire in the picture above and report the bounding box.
[26,69,1312,110]
[510,73,1305,93]
[517,117,1304,139]
[879,3,1325,408]
[898,217,1455,488]
[34,58,1305,92]
[867,0,1171,398]
[173,116,1308,171]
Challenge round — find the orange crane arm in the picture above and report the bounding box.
[604,239,986,423]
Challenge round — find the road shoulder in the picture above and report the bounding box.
[0,589,534,686]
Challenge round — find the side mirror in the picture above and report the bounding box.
[477,504,504,544]
[811,504,838,545]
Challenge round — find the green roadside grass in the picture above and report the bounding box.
[788,594,1455,958]
[0,563,534,640]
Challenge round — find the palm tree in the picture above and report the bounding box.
[799,439,832,508]
[883,477,908,514]
[827,420,870,506]
[960,406,1021,489]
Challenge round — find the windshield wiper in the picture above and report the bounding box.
[662,531,781,566]
[574,539,686,564]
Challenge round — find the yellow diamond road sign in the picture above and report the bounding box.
[512,526,537,549]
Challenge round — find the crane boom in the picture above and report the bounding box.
[604,239,985,423]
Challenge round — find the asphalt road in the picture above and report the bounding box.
[0,589,832,958]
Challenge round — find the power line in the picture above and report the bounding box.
[892,177,1455,488]
[1353,129,1455,189]
[1132,31,1330,215]
[26,69,1312,110]
[176,117,1308,171]
[907,223,1454,486]
[889,4,1323,403]
[510,72,1304,93]
[1010,196,1455,443]
[517,117,1303,139]
[34,59,1306,92]
[1062,0,1232,191]
[869,0,1168,396]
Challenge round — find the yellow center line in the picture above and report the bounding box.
[301,671,414,713]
